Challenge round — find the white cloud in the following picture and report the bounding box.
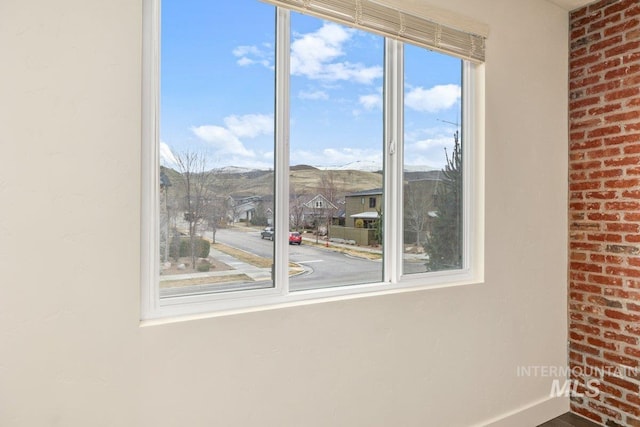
[359,93,382,110]
[223,114,273,138]
[160,141,177,167]
[290,23,382,84]
[299,90,329,100]
[232,44,273,69]
[191,125,256,157]
[291,147,382,167]
[405,84,461,113]
[191,114,274,159]
[409,137,452,151]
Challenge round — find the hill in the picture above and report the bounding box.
[161,165,384,200]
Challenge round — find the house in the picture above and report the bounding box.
[4,0,629,426]
[344,188,383,228]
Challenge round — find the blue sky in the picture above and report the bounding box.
[160,0,461,170]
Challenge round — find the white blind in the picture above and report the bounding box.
[260,0,486,63]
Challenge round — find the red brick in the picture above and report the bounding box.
[571,351,585,363]
[606,41,640,57]
[627,301,640,312]
[603,352,640,368]
[572,312,586,322]
[604,178,640,188]
[605,87,640,102]
[588,336,618,350]
[605,201,640,210]
[571,181,601,191]
[572,160,603,170]
[572,341,602,356]
[604,17,640,37]
[573,322,602,335]
[571,96,602,110]
[606,111,640,123]
[604,397,640,416]
[572,405,604,423]
[572,262,604,273]
[573,27,587,40]
[572,53,604,70]
[604,330,639,345]
[588,125,622,138]
[591,35,624,53]
[605,64,640,79]
[573,75,602,89]
[605,309,640,322]
[604,156,640,167]
[605,0,639,17]
[588,401,623,420]
[588,213,620,221]
[591,57,622,74]
[624,345,640,358]
[607,266,640,278]
[585,191,617,200]
[593,380,624,398]
[590,274,623,286]
[626,3,640,18]
[604,374,640,392]
[572,282,603,295]
[589,316,621,329]
[606,223,640,233]
[624,213,640,221]
[590,14,623,33]
[606,133,640,145]
[626,324,640,335]
[604,288,640,301]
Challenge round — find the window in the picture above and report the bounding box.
[142,0,485,319]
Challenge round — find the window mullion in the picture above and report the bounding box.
[274,6,290,295]
[383,39,403,284]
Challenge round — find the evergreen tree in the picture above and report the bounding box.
[425,131,462,271]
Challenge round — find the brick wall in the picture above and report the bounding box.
[569,0,640,425]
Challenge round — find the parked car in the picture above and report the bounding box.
[289,231,302,245]
[261,227,274,240]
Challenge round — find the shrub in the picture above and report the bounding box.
[197,261,211,272]
[169,237,211,259]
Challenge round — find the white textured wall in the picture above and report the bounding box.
[0,0,569,425]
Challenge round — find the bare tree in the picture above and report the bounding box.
[318,171,339,238]
[174,151,215,270]
[289,190,307,231]
[404,181,438,247]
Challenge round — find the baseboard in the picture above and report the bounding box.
[476,395,570,427]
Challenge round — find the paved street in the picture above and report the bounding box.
[214,228,383,291]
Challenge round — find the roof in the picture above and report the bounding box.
[346,188,383,197]
[350,211,380,219]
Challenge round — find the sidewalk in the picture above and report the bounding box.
[160,246,272,282]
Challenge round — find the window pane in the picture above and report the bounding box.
[159,0,276,297]
[403,45,463,274]
[289,13,384,291]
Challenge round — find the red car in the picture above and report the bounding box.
[288,232,302,245]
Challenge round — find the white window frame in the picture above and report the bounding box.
[141,0,485,321]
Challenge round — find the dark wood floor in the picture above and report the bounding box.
[538,412,601,427]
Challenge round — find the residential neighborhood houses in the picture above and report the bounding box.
[160,165,445,258]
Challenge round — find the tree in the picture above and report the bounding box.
[425,131,462,271]
[289,191,307,231]
[404,180,437,247]
[318,171,339,238]
[173,151,216,270]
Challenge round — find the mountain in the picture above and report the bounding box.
[161,163,440,201]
